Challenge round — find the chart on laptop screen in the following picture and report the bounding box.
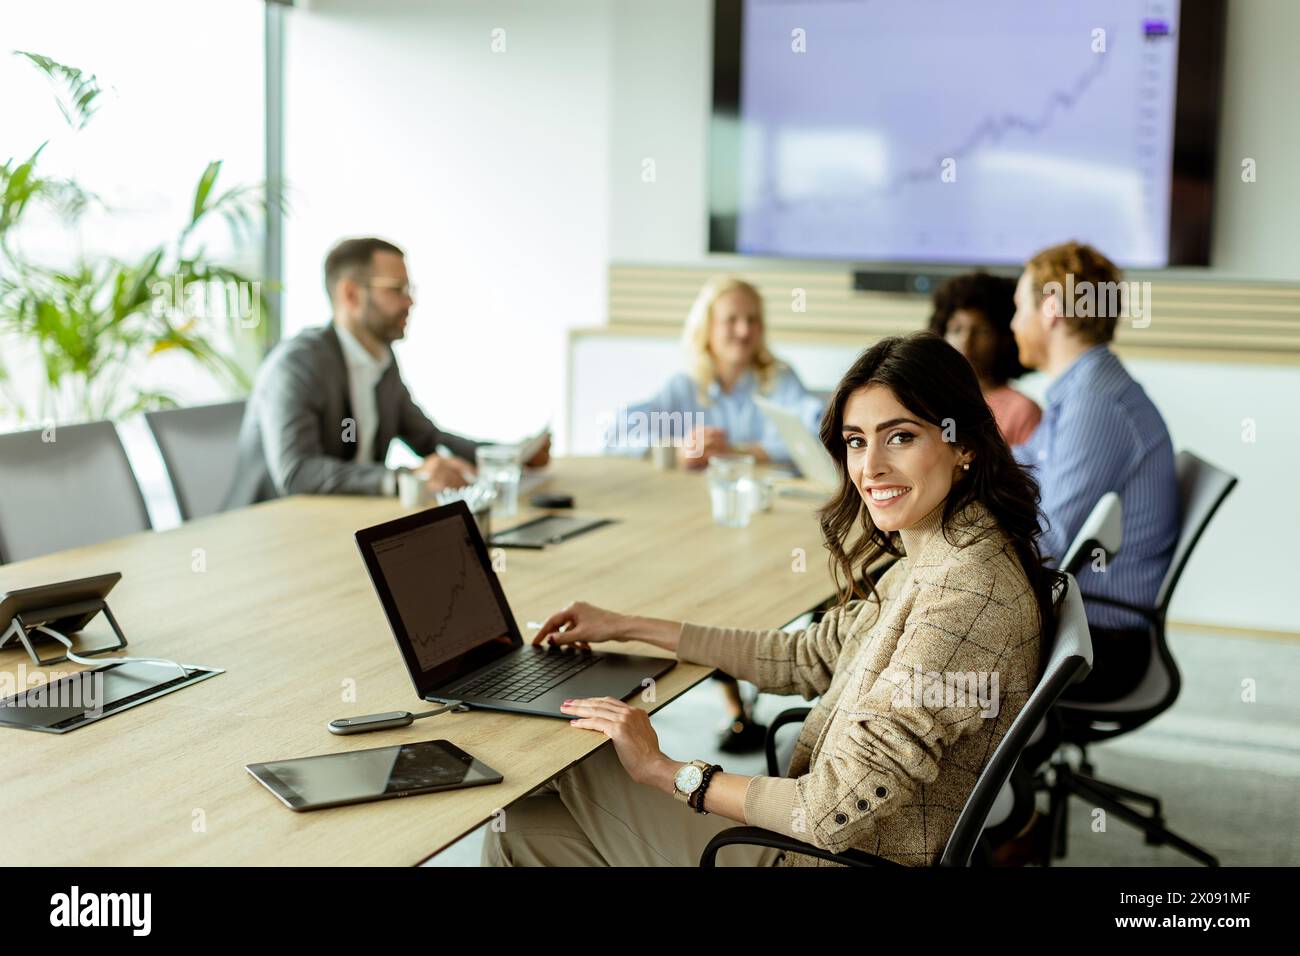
[372,518,509,671]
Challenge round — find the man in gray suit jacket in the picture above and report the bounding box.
[226,237,548,506]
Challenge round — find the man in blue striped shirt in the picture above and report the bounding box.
[1010,242,1179,701]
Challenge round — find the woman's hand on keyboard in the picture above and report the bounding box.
[532,602,683,654]
[531,601,623,651]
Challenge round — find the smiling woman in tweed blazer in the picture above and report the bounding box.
[485,333,1061,867]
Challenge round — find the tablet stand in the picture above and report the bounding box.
[0,597,128,667]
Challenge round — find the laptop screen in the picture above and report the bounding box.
[358,504,518,691]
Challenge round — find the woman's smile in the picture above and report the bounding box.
[866,484,913,507]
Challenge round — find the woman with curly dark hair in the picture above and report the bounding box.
[930,271,1042,445]
[485,333,1061,867]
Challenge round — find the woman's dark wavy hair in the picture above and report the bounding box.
[817,332,1062,675]
[928,271,1027,385]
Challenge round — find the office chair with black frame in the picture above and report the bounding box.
[1034,452,1237,867]
[699,574,1093,868]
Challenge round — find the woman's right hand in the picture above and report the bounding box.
[531,601,628,650]
[678,425,728,470]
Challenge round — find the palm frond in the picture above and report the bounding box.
[14,51,103,130]
[2,56,277,424]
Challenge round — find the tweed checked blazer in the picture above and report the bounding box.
[677,500,1042,866]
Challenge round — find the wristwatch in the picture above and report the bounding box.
[672,760,710,807]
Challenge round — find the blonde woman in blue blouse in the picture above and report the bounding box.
[603,275,823,470]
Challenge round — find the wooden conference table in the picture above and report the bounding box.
[0,457,834,865]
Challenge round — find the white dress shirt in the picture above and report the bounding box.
[334,321,394,487]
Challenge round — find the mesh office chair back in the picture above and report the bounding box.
[1067,450,1238,717]
[939,573,1093,866]
[0,421,151,564]
[1155,451,1239,615]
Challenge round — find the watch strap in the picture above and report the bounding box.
[688,763,723,813]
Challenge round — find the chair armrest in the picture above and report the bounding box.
[764,707,813,777]
[700,826,905,868]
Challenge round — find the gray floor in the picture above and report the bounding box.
[425,626,1300,867]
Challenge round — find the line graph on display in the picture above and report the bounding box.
[884,53,1110,198]
[766,44,1115,215]
[375,520,508,669]
[408,540,474,654]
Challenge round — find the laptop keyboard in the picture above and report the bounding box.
[448,650,598,703]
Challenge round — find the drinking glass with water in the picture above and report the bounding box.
[707,453,756,528]
[476,444,522,518]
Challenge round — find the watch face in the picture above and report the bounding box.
[675,764,703,793]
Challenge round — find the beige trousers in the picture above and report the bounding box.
[481,743,784,867]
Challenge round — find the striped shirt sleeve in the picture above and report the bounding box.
[1030,395,1135,566]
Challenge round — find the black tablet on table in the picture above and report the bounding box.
[246,738,503,811]
[488,514,613,550]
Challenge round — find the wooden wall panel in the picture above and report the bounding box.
[608,264,1300,362]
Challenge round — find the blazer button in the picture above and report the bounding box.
[875,786,888,798]
[834,812,848,825]
[856,798,869,811]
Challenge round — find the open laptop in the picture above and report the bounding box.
[752,394,840,490]
[354,502,674,718]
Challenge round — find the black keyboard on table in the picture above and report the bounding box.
[448,650,598,703]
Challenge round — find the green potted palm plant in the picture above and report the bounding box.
[0,51,280,427]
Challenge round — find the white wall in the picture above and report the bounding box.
[282,0,612,453]
[607,0,713,263]
[1210,0,1300,280]
[1124,359,1300,634]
